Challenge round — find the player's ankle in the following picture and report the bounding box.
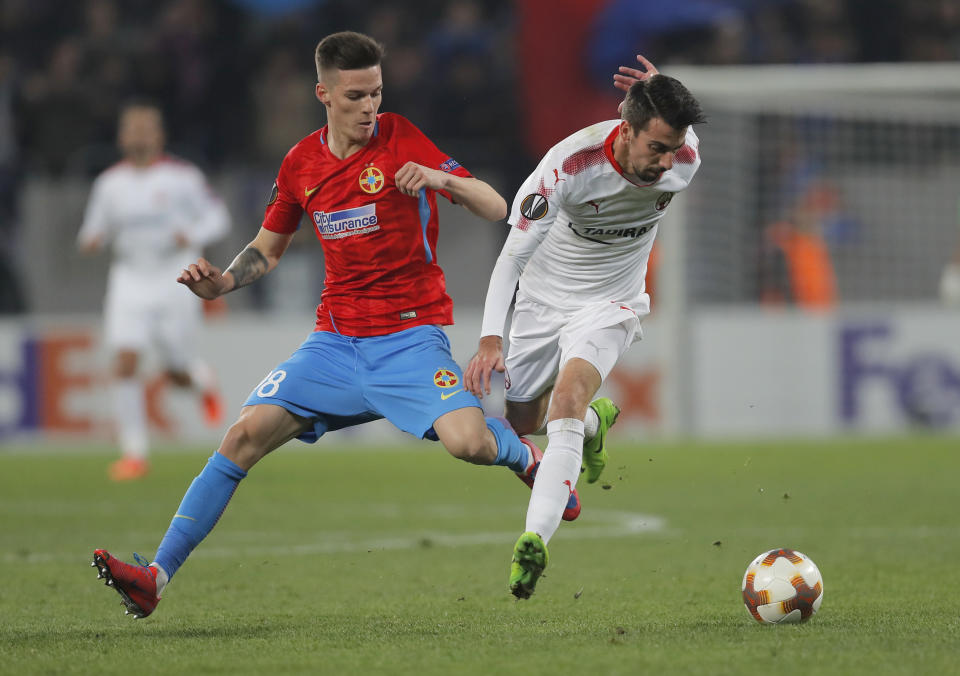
[583,406,600,440]
[151,562,170,595]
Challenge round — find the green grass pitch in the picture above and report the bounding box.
[1,436,958,675]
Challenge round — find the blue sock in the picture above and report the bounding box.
[486,416,530,473]
[153,452,247,580]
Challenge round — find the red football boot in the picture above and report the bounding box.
[201,389,224,427]
[515,437,581,521]
[108,456,150,481]
[92,550,161,618]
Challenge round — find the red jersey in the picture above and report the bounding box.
[262,112,472,337]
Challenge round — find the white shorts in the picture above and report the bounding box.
[504,293,647,402]
[103,267,201,370]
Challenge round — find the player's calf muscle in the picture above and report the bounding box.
[447,435,495,464]
[217,407,304,470]
[439,430,491,462]
[434,411,497,464]
[504,399,548,436]
[218,423,262,469]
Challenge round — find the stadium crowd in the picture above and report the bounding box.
[3,0,957,177]
[1,0,517,176]
[0,0,958,313]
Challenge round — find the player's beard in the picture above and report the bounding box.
[638,167,664,182]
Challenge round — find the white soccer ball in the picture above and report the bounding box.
[741,548,823,624]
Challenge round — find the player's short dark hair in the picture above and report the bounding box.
[621,75,705,132]
[314,31,385,81]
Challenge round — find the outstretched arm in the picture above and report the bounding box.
[177,227,294,300]
[463,252,522,398]
[395,162,508,221]
[464,225,545,397]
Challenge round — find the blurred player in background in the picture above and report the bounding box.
[940,199,960,305]
[77,102,230,481]
[91,31,571,619]
[942,257,960,305]
[465,56,706,599]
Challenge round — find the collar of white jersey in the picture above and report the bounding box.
[604,125,663,189]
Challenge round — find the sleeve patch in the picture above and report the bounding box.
[439,158,461,172]
[519,193,549,220]
[267,182,278,206]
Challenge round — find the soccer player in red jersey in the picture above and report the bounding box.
[92,31,577,618]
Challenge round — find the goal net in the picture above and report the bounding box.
[661,62,960,308]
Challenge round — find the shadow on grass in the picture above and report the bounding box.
[2,612,471,645]
[0,619,297,644]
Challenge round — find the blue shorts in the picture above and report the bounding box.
[243,325,481,443]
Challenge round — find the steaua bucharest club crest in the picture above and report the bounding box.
[433,369,459,388]
[359,166,385,194]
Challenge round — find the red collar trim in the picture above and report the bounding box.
[603,126,622,175]
[604,124,660,188]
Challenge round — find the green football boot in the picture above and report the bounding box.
[509,531,549,600]
[582,398,620,484]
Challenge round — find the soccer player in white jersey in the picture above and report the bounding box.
[78,102,230,481]
[464,57,706,598]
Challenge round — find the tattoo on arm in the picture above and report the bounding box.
[225,246,269,290]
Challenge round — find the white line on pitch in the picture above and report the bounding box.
[2,511,666,564]
[193,511,666,560]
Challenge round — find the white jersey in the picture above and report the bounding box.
[78,155,230,280]
[79,156,230,359]
[480,120,700,337]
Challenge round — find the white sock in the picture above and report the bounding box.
[150,562,169,595]
[519,441,535,474]
[583,405,600,441]
[113,378,148,459]
[525,418,584,544]
[189,359,217,393]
